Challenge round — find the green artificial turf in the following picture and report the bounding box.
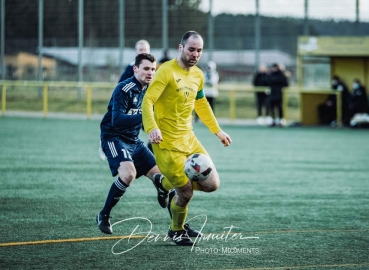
[0,117,368,269]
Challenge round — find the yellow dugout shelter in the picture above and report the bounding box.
[297,36,369,126]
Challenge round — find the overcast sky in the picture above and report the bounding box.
[199,0,369,22]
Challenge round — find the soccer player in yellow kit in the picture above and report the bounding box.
[142,31,232,246]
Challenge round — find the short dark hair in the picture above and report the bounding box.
[135,53,156,67]
[180,31,201,46]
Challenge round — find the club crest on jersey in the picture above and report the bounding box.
[127,108,142,115]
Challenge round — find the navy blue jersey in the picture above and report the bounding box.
[100,76,147,143]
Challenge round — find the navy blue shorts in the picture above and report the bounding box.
[101,139,156,178]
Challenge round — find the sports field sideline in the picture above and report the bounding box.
[0,116,368,269]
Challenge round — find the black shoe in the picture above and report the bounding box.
[152,174,169,208]
[168,228,195,246]
[184,223,203,238]
[96,214,112,234]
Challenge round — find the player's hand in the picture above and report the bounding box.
[149,128,163,144]
[215,130,232,147]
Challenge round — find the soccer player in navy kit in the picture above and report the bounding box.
[96,53,161,234]
[96,53,201,238]
[98,40,151,161]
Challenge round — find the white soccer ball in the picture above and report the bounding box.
[184,153,213,182]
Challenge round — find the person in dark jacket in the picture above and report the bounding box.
[252,64,269,125]
[318,75,351,126]
[266,63,289,126]
[350,78,368,115]
[99,40,151,161]
[118,40,150,83]
[157,49,171,70]
[97,53,160,235]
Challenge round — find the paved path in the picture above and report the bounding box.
[2,110,260,126]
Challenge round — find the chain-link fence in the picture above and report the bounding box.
[1,0,368,83]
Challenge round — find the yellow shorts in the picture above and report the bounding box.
[152,133,213,188]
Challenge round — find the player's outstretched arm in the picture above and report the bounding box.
[215,130,232,147]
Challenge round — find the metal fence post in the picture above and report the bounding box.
[304,0,309,35]
[0,0,5,81]
[254,0,260,71]
[208,0,214,62]
[1,83,5,116]
[86,85,92,119]
[78,0,84,99]
[229,89,235,121]
[162,0,168,51]
[119,0,125,72]
[43,84,48,118]
[38,0,43,99]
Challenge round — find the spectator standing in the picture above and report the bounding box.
[157,49,171,70]
[195,61,219,122]
[252,64,269,125]
[204,61,219,111]
[266,63,289,127]
[118,40,150,83]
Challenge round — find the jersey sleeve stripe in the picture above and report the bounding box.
[121,82,136,92]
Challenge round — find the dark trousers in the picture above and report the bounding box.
[255,92,268,117]
[318,104,336,125]
[268,98,283,119]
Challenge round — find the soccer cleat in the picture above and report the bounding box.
[152,174,169,208]
[96,214,112,234]
[184,223,203,238]
[168,228,195,246]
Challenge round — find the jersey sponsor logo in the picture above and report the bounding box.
[121,82,135,92]
[176,86,195,93]
[176,78,181,82]
[126,108,142,115]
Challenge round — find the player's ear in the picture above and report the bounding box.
[178,44,183,52]
[133,65,138,73]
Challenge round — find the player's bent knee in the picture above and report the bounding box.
[199,174,220,192]
[118,162,136,185]
[199,181,219,192]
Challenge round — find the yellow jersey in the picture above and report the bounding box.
[142,58,220,150]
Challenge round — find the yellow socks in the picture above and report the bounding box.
[170,199,188,231]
